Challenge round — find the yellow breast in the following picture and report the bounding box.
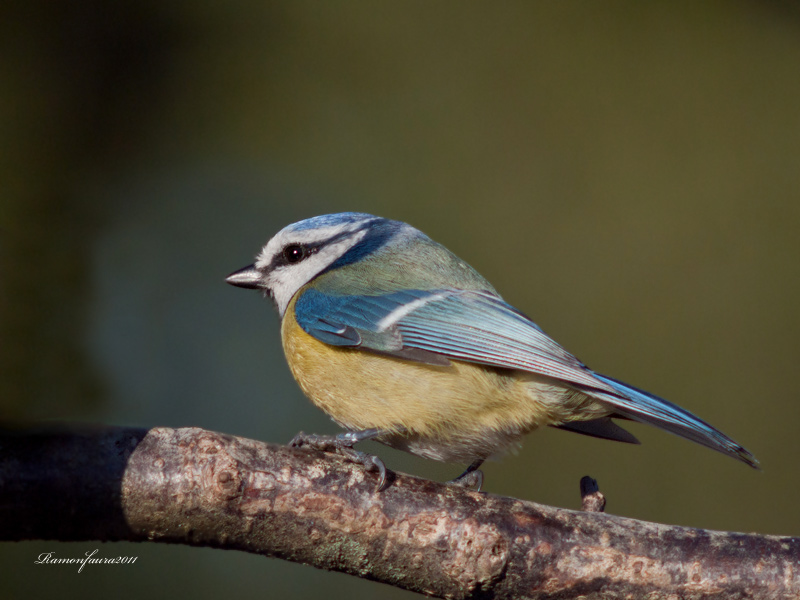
[280,296,605,462]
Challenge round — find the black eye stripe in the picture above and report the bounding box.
[267,225,372,272]
[278,243,321,267]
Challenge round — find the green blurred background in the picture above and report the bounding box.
[2,1,799,598]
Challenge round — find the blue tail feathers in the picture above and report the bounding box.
[591,373,759,469]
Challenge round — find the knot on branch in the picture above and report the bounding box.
[580,476,606,513]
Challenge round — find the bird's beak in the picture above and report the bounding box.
[225,264,263,289]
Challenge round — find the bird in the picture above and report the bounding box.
[226,212,758,490]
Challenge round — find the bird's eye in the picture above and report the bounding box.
[283,244,308,264]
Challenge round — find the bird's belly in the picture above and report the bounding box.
[282,312,599,462]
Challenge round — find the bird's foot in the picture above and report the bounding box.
[290,429,390,492]
[448,459,485,491]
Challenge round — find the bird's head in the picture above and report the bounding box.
[226,212,417,316]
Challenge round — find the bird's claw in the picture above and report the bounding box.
[289,431,390,492]
[339,447,389,492]
[290,431,335,450]
[448,469,484,491]
[448,459,485,491]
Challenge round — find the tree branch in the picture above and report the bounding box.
[0,425,796,598]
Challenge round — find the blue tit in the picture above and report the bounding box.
[226,212,758,490]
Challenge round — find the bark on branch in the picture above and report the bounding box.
[0,425,796,599]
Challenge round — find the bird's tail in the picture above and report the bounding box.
[591,373,759,469]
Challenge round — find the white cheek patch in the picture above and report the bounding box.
[266,228,368,316]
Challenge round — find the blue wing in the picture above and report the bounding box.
[295,288,618,394]
[294,287,759,468]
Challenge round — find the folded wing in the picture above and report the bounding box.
[294,287,758,468]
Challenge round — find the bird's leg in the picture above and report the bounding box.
[449,459,485,491]
[290,428,391,491]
